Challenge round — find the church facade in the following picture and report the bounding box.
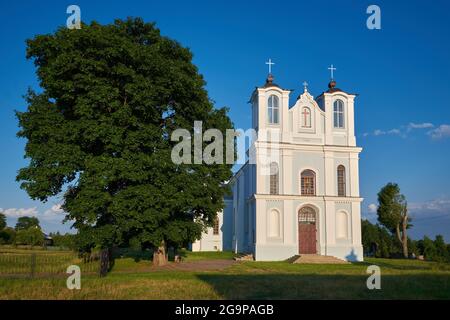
[192,73,364,262]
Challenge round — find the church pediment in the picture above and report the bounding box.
[290,91,324,114]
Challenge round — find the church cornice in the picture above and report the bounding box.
[253,194,364,202]
[254,141,363,153]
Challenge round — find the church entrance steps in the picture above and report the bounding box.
[285,255,301,263]
[292,254,349,264]
[233,253,254,261]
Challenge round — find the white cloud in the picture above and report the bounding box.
[409,197,450,220]
[367,128,402,137]
[407,122,434,131]
[373,129,386,136]
[409,198,450,212]
[0,207,38,218]
[387,129,401,135]
[368,203,377,213]
[362,122,450,140]
[428,124,450,139]
[42,204,66,221]
[0,204,67,222]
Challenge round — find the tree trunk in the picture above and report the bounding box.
[401,215,409,258]
[153,241,167,266]
[99,247,114,277]
[395,225,402,244]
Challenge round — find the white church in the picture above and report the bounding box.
[192,65,364,262]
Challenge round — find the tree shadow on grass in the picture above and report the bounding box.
[353,260,437,271]
[195,273,450,300]
[113,248,153,262]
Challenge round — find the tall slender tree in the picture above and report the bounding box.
[17,18,233,269]
[376,183,411,258]
[0,212,6,230]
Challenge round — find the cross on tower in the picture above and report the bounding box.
[265,58,275,74]
[328,64,337,80]
[303,81,308,92]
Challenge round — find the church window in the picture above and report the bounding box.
[269,162,279,195]
[301,107,311,128]
[269,209,281,238]
[213,217,220,235]
[333,100,345,128]
[301,170,316,196]
[268,95,279,124]
[337,165,346,197]
[336,211,348,239]
[299,206,316,224]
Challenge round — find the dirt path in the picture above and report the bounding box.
[151,259,237,272]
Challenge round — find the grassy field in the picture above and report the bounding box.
[1,248,449,299]
[0,247,98,276]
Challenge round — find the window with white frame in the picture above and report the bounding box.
[268,95,279,124]
[269,162,279,195]
[333,99,345,128]
[301,170,316,196]
[337,165,346,197]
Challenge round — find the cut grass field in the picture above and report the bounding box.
[1,248,449,299]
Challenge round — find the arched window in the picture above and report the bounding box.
[268,95,279,124]
[333,99,344,128]
[337,165,346,197]
[269,209,281,238]
[301,107,311,128]
[301,170,316,195]
[299,206,316,224]
[213,217,220,235]
[269,162,279,195]
[336,211,348,239]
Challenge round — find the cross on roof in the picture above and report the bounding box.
[303,81,308,92]
[265,58,275,74]
[328,64,337,80]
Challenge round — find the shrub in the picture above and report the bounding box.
[0,227,16,244]
[14,227,44,247]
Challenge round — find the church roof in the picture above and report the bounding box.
[260,74,281,89]
[248,74,288,103]
[315,80,357,99]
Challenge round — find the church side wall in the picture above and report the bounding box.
[191,210,224,252]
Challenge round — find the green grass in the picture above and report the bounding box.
[1,249,449,299]
[0,248,98,276]
[177,249,236,261]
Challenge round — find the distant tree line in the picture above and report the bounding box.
[362,182,450,263]
[0,214,43,246]
[0,212,76,249]
[361,219,450,262]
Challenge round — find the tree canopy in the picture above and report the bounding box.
[17,18,233,253]
[15,227,44,247]
[15,216,40,231]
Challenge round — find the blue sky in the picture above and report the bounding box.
[0,0,449,240]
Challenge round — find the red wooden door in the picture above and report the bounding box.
[298,223,317,254]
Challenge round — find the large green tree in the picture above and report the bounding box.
[377,183,411,258]
[17,18,233,268]
[15,216,40,231]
